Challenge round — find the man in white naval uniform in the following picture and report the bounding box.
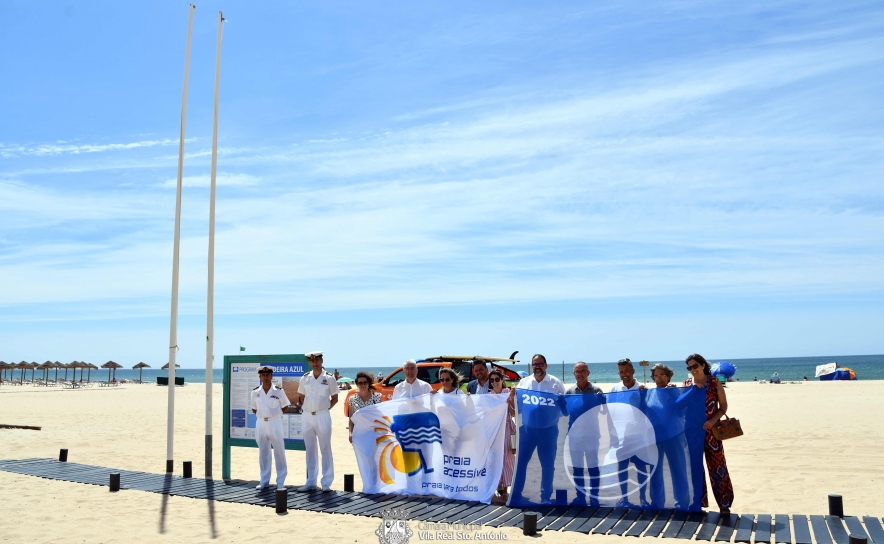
[297,351,338,491]
[250,365,292,490]
[391,359,433,399]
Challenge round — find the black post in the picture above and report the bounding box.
[344,474,354,492]
[849,536,867,544]
[58,449,68,462]
[828,494,844,518]
[183,460,192,478]
[166,460,174,473]
[276,489,287,514]
[109,472,120,492]
[523,512,538,536]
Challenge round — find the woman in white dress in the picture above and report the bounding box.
[488,369,516,503]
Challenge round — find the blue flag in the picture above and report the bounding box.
[508,386,706,510]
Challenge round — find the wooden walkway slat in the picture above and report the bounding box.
[756,514,773,544]
[826,516,851,544]
[735,514,755,544]
[646,510,674,538]
[626,509,661,537]
[546,506,588,532]
[844,517,870,543]
[810,515,834,544]
[610,509,642,536]
[663,511,689,539]
[561,506,598,532]
[696,512,721,541]
[793,515,813,544]
[774,514,792,544]
[862,517,884,544]
[575,507,613,534]
[677,512,706,539]
[716,514,740,542]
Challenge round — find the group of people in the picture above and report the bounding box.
[250,351,734,514]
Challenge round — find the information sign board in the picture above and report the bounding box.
[222,354,307,480]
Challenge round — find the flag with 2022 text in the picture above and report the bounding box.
[508,386,707,510]
[351,393,509,504]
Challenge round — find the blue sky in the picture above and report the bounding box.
[1,1,882,368]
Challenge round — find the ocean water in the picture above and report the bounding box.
[15,354,881,384]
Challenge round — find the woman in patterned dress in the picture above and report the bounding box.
[685,353,734,514]
[488,369,516,504]
[349,371,382,444]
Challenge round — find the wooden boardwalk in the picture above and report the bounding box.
[2,458,882,542]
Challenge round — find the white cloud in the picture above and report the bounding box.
[157,173,260,189]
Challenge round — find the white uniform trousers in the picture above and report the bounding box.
[302,410,334,487]
[256,418,287,487]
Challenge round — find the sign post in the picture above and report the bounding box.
[639,360,650,384]
[222,354,307,480]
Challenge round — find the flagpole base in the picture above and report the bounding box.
[166,459,174,473]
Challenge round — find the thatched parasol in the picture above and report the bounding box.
[29,362,39,381]
[101,361,123,382]
[15,361,30,383]
[132,362,151,383]
[0,361,9,381]
[87,363,98,382]
[53,361,62,382]
[161,362,181,370]
[37,361,54,382]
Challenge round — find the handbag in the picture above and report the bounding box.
[711,414,743,441]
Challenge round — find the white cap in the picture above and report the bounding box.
[305,351,324,359]
[257,365,274,373]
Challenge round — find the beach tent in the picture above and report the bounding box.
[819,368,856,381]
[815,362,838,378]
[133,362,151,383]
[711,361,737,378]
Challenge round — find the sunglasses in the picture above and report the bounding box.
[489,377,502,382]
[686,363,701,371]
[356,381,369,386]
[440,378,452,383]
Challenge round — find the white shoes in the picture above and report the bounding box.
[321,484,332,492]
[277,486,286,491]
[256,483,268,490]
[297,484,317,492]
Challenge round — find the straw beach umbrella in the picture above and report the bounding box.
[161,362,180,370]
[30,362,39,381]
[132,362,151,383]
[38,361,54,382]
[87,363,98,382]
[15,361,30,383]
[53,361,62,382]
[0,361,9,382]
[101,361,122,382]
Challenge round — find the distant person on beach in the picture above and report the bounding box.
[334,369,341,381]
[297,351,338,492]
[509,353,565,504]
[250,365,291,490]
[348,371,381,444]
[685,353,734,514]
[610,358,649,507]
[377,372,384,382]
[565,361,604,505]
[770,372,781,384]
[466,360,491,394]
[651,363,676,388]
[488,369,516,504]
[392,359,433,399]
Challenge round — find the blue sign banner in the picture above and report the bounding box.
[509,386,706,510]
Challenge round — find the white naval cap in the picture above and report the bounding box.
[305,350,324,359]
[257,365,275,373]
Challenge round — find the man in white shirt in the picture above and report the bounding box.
[609,358,644,392]
[392,359,433,399]
[508,354,565,504]
[250,365,291,490]
[296,351,338,492]
[608,358,649,507]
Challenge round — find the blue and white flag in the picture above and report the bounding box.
[351,393,509,503]
[509,387,707,510]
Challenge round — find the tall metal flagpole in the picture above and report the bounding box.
[167,3,195,474]
[205,10,225,479]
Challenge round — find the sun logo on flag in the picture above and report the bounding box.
[373,413,442,484]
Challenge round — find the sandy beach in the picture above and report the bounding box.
[1,380,882,543]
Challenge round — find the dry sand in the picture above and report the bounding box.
[1,380,882,543]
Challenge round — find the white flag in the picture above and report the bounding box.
[351,393,509,503]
